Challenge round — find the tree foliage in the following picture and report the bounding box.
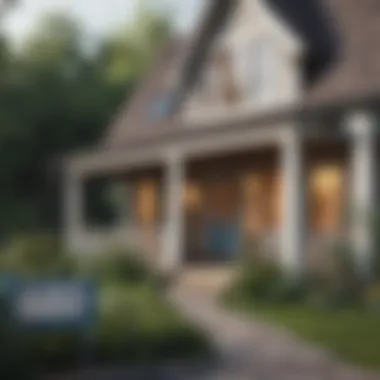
[0,9,170,237]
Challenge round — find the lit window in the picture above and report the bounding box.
[135,179,158,227]
[241,171,281,235]
[309,165,344,233]
[184,183,203,211]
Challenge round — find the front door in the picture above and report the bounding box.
[203,180,241,262]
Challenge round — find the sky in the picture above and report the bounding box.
[3,0,203,44]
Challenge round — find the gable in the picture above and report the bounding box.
[181,0,304,122]
[220,0,302,53]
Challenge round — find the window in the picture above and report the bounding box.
[233,38,274,102]
[241,172,279,236]
[149,93,174,119]
[135,179,158,227]
[184,182,203,212]
[108,182,133,223]
[309,165,344,233]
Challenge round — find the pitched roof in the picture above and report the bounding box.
[103,0,227,148]
[103,38,189,147]
[103,0,380,149]
[179,0,380,105]
[306,0,380,104]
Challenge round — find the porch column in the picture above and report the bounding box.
[347,111,377,277]
[161,152,185,273]
[280,125,306,276]
[63,167,84,253]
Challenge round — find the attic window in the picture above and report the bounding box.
[149,93,174,119]
[233,38,275,102]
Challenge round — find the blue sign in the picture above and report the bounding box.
[10,280,98,330]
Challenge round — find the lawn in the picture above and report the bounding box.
[248,305,380,369]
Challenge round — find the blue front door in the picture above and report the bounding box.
[202,180,241,262]
[204,219,240,262]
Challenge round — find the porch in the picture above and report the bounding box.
[63,110,378,275]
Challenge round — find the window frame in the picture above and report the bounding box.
[233,36,276,103]
[149,93,174,120]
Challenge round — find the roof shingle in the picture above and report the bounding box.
[103,0,380,148]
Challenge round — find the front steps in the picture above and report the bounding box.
[172,265,235,299]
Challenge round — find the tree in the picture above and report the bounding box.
[0,8,171,236]
[22,13,82,69]
[97,8,170,85]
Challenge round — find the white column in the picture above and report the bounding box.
[280,125,306,276]
[63,167,84,253]
[347,111,376,276]
[161,152,185,273]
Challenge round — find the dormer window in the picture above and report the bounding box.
[149,93,174,119]
[233,38,275,103]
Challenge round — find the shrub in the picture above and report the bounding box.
[298,242,368,311]
[328,243,365,307]
[0,294,41,379]
[224,239,380,312]
[0,283,208,377]
[266,277,308,305]
[81,249,155,285]
[0,241,206,376]
[0,234,75,277]
[365,282,380,312]
[93,285,208,365]
[224,244,281,304]
[19,330,84,374]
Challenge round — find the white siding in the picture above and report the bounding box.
[182,0,303,123]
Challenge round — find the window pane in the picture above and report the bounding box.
[135,179,158,227]
[233,40,264,99]
[150,94,172,119]
[241,172,279,236]
[309,165,344,233]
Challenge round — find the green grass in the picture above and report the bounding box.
[244,304,380,369]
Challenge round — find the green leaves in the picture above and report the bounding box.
[98,8,170,85]
[0,8,170,235]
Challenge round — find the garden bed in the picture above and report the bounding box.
[0,237,209,379]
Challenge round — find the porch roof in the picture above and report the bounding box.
[64,92,377,177]
[65,106,295,177]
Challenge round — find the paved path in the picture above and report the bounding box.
[167,288,379,380]
[50,288,379,380]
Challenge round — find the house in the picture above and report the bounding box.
[63,0,380,277]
